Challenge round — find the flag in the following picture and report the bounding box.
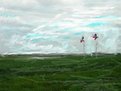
[80,36,85,43]
[93,33,98,40]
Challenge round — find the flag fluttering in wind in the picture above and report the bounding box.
[93,33,98,40]
[80,36,85,43]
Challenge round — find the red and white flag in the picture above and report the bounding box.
[80,36,85,43]
[92,34,98,40]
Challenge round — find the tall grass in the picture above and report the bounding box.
[0,54,121,91]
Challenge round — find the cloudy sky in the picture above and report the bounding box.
[0,0,121,54]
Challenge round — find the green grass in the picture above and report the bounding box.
[0,54,121,91]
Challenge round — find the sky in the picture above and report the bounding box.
[0,0,121,54]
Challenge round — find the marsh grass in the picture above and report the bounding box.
[0,54,121,91]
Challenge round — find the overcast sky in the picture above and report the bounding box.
[0,0,121,54]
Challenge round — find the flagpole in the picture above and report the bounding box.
[95,39,98,57]
[81,41,85,58]
[83,42,85,55]
[92,33,98,57]
[80,36,85,56]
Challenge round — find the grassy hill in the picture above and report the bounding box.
[0,54,121,91]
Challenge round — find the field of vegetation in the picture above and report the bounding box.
[0,54,121,91]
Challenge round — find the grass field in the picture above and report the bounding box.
[0,54,121,91]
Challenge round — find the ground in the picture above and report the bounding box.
[0,54,121,91]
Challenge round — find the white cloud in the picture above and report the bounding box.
[0,0,121,54]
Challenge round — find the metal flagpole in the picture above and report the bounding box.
[83,41,85,55]
[93,33,98,57]
[95,39,98,57]
[80,36,85,56]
